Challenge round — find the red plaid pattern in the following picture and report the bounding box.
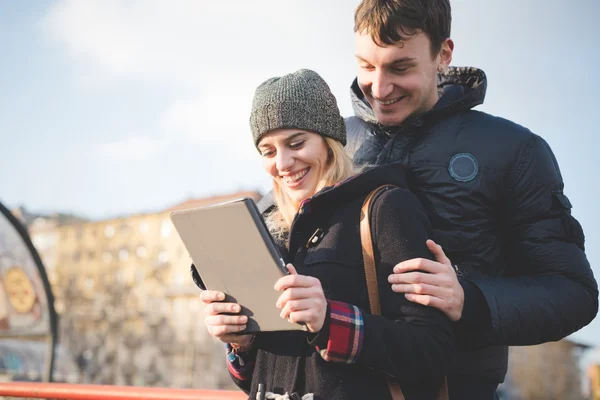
[226,344,255,381]
[316,300,364,364]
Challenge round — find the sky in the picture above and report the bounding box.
[1,1,599,349]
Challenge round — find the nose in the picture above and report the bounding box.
[370,69,393,100]
[275,148,294,173]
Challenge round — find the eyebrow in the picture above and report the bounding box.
[355,55,416,66]
[258,132,306,150]
[286,132,306,142]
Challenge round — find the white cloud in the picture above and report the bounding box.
[95,89,258,163]
[41,0,359,92]
[159,99,207,139]
[98,136,166,162]
[41,0,361,165]
[159,92,257,160]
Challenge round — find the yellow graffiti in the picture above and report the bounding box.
[4,267,36,313]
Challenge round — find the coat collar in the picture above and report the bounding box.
[296,162,408,215]
[350,66,487,135]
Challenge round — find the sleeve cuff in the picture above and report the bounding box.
[457,278,491,330]
[226,343,256,381]
[313,300,364,364]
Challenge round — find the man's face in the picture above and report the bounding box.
[355,30,448,127]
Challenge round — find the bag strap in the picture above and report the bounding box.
[360,185,449,400]
[360,185,390,315]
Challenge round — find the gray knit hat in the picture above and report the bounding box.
[250,69,346,147]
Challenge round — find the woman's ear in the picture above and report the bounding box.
[326,146,334,165]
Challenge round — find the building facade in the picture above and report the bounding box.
[499,339,591,400]
[26,191,262,388]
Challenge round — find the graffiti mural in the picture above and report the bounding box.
[0,201,57,381]
[0,206,50,336]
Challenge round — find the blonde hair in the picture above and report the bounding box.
[265,136,357,240]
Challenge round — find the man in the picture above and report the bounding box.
[344,0,598,398]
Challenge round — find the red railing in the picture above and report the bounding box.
[0,382,247,399]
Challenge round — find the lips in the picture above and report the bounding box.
[281,168,309,187]
[375,96,405,106]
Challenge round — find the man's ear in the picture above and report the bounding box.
[438,38,454,71]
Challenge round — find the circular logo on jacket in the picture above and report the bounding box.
[448,153,478,182]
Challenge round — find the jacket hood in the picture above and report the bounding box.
[350,66,487,129]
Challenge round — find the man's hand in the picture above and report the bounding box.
[388,239,465,321]
[274,264,327,333]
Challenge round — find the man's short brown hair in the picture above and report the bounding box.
[354,0,451,56]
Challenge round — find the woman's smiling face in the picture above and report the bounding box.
[258,129,329,203]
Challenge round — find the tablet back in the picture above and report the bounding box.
[170,198,304,332]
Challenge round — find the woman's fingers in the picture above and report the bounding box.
[205,314,248,326]
[274,274,327,333]
[279,298,315,319]
[275,287,317,308]
[199,289,250,340]
[275,273,320,291]
[286,309,326,331]
[206,323,247,338]
[200,290,225,303]
[205,312,248,340]
[286,263,298,275]
[205,302,241,316]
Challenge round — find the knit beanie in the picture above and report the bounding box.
[250,69,347,147]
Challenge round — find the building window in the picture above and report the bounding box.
[136,246,147,258]
[32,236,43,249]
[120,222,130,233]
[160,220,172,238]
[188,298,200,313]
[103,252,112,263]
[174,272,185,286]
[84,277,94,289]
[104,225,115,238]
[158,251,169,263]
[139,221,149,234]
[174,298,186,315]
[73,251,81,262]
[119,249,129,261]
[55,299,65,314]
[135,269,145,282]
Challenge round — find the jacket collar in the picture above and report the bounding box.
[297,162,408,214]
[350,66,487,135]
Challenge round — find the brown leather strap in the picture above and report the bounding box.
[360,185,389,315]
[439,378,450,400]
[360,185,449,400]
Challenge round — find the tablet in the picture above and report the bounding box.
[170,197,305,333]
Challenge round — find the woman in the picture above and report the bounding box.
[199,69,453,400]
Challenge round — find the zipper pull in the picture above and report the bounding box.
[453,264,463,277]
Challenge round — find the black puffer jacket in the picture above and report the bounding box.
[345,66,598,381]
